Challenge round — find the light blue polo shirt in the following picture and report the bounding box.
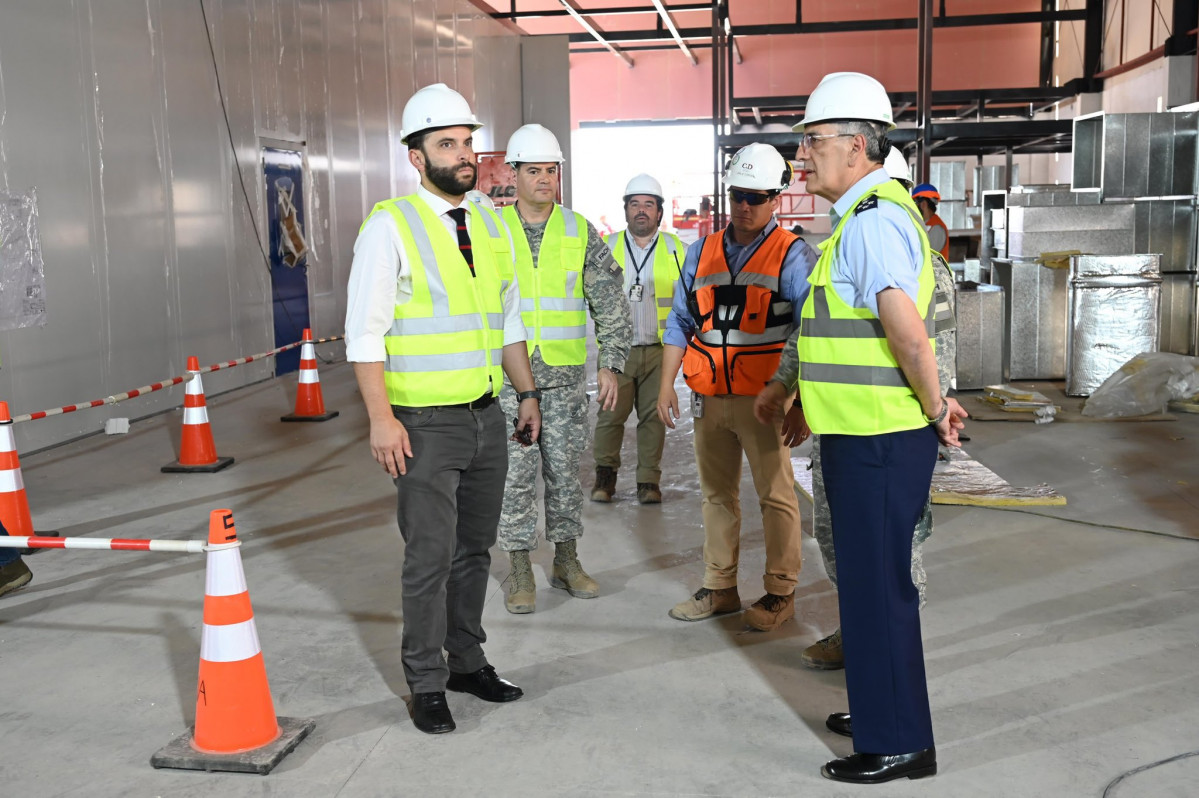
[827,168,925,316]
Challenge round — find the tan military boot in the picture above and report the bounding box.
[591,467,617,502]
[636,482,662,504]
[744,592,795,631]
[505,550,536,614]
[801,628,844,670]
[669,586,741,621]
[551,539,599,598]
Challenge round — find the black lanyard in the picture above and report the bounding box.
[624,233,658,286]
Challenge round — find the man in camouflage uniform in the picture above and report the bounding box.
[755,149,957,669]
[497,124,633,615]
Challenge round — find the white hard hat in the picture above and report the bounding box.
[723,143,793,192]
[794,72,895,131]
[505,124,565,165]
[883,146,912,183]
[623,173,664,201]
[400,83,482,145]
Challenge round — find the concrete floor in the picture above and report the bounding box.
[2,360,1198,797]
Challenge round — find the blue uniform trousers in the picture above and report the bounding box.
[821,425,937,754]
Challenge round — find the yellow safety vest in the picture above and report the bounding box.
[605,230,683,343]
[502,204,589,366]
[798,178,936,435]
[365,195,511,407]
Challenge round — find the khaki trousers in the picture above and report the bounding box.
[693,394,801,595]
[592,344,665,484]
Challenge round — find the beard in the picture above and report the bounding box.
[426,160,477,196]
[627,213,659,237]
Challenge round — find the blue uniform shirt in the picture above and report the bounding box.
[663,218,818,349]
[828,168,925,316]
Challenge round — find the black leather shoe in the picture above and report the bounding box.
[446,665,524,703]
[825,712,852,737]
[822,748,936,783]
[411,691,455,734]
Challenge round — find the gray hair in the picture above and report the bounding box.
[837,120,889,164]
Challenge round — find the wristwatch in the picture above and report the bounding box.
[925,396,949,426]
[607,366,623,375]
[516,390,542,403]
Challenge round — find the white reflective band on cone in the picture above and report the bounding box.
[200,618,262,662]
[298,370,319,384]
[301,343,316,359]
[183,406,209,425]
[205,547,249,596]
[186,375,205,395]
[0,468,25,492]
[0,426,15,452]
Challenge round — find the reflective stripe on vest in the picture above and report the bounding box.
[504,204,589,366]
[366,195,509,407]
[798,178,936,435]
[606,230,683,341]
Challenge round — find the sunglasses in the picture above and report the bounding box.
[728,189,774,206]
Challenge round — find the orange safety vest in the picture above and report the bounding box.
[928,213,950,260]
[682,226,798,397]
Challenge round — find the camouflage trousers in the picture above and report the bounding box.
[811,435,930,609]
[497,381,589,552]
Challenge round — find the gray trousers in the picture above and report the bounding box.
[392,402,507,693]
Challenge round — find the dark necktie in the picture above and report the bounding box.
[446,206,474,274]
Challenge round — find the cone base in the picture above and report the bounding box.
[280,410,339,423]
[150,715,315,774]
[21,530,60,557]
[162,456,235,474]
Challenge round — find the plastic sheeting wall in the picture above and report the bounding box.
[0,0,522,452]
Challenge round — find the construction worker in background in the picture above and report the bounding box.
[656,142,818,632]
[912,182,950,260]
[498,123,633,615]
[783,71,967,783]
[591,173,683,505]
[345,83,541,735]
[759,143,958,672]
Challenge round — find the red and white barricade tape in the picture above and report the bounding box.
[0,535,207,553]
[12,335,344,424]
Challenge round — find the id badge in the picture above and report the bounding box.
[629,284,644,303]
[690,391,705,419]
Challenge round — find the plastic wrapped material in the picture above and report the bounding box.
[791,448,1066,508]
[1082,352,1199,418]
[0,188,48,330]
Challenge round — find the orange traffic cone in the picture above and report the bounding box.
[162,356,234,473]
[151,509,314,774]
[0,401,58,554]
[281,329,338,422]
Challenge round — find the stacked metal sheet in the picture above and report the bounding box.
[992,258,1069,380]
[1066,255,1162,396]
[955,283,1005,389]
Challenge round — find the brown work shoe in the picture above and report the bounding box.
[669,586,741,621]
[591,466,617,502]
[0,558,32,598]
[505,551,536,614]
[744,592,795,631]
[636,483,662,504]
[551,540,599,598]
[801,629,844,670]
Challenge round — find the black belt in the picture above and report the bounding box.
[440,394,495,410]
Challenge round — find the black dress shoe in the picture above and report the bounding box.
[825,712,852,737]
[411,691,455,734]
[447,665,524,703]
[821,747,937,783]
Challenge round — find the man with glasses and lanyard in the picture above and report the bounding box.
[591,173,684,505]
[656,143,817,632]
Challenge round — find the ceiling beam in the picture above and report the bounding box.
[567,8,1088,43]
[559,0,634,67]
[650,0,698,65]
[493,2,709,19]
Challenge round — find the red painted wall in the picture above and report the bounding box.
[570,0,1045,126]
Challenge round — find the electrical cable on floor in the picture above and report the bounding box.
[1101,749,1199,797]
[972,506,1199,543]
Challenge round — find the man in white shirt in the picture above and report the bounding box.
[344,83,540,736]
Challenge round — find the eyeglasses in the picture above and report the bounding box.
[728,189,774,206]
[798,132,855,151]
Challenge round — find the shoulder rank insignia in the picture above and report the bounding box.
[855,195,879,213]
